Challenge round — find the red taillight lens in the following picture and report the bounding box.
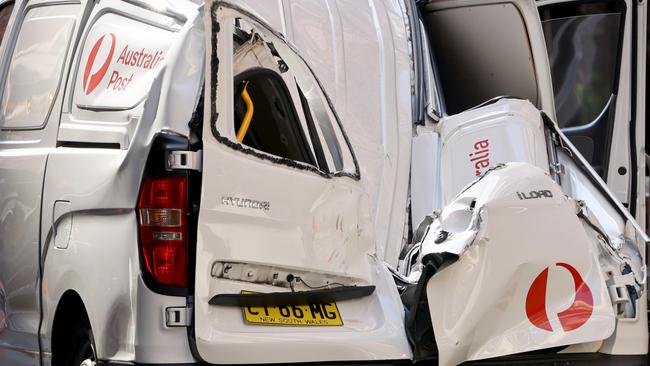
[138,176,188,287]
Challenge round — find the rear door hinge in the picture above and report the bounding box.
[550,162,565,176]
[166,150,202,171]
[165,306,192,327]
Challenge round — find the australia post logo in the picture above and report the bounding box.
[525,263,594,332]
[82,33,165,95]
[83,33,115,95]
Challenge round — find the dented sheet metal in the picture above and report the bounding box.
[422,163,616,366]
[232,0,414,266]
[194,3,412,363]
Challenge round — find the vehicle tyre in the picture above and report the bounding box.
[65,325,96,366]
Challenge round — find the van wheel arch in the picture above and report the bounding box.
[51,290,97,366]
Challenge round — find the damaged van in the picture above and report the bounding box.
[0,0,647,366]
[403,0,648,365]
[0,0,413,365]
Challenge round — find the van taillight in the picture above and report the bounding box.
[138,176,188,287]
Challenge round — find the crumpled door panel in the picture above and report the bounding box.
[423,163,616,366]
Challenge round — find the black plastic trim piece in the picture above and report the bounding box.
[57,141,121,149]
[98,361,135,366]
[208,285,375,307]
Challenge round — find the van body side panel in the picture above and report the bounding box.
[0,145,46,366]
[39,0,202,363]
[39,150,141,361]
[0,0,89,363]
[39,117,199,361]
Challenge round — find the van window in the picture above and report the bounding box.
[228,18,358,176]
[0,6,75,129]
[540,1,624,177]
[542,12,621,128]
[421,3,539,115]
[0,2,14,44]
[234,68,316,166]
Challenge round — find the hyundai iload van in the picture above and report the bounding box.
[0,0,648,365]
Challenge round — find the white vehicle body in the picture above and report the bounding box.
[0,0,413,365]
[403,0,649,365]
[0,1,646,366]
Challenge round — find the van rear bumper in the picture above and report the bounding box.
[99,353,648,366]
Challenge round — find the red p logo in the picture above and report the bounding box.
[83,33,116,95]
[525,263,593,332]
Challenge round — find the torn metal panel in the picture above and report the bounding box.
[404,97,646,364]
[423,163,616,366]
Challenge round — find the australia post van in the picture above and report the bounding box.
[0,1,418,365]
[0,0,649,366]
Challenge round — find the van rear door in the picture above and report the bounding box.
[191,2,411,364]
[537,0,646,218]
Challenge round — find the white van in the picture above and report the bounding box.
[0,0,647,366]
[403,0,648,365]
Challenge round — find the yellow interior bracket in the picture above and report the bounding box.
[236,81,254,143]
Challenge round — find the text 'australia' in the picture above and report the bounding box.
[469,139,491,176]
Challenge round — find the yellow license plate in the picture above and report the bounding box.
[241,293,343,326]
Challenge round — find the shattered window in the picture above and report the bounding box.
[232,56,316,166]
[228,18,358,176]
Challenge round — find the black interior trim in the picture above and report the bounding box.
[57,141,121,149]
